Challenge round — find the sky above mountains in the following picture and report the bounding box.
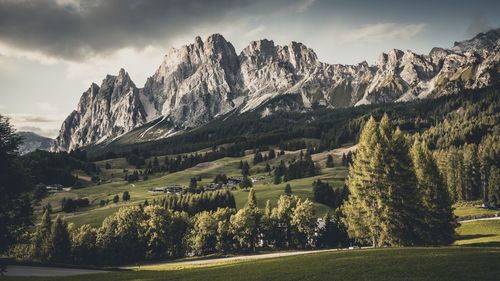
[0,0,499,137]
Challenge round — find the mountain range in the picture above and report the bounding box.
[53,29,500,152]
[18,131,54,155]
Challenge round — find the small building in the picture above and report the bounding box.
[46,184,63,193]
[149,184,185,194]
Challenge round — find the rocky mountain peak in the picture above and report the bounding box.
[53,29,500,152]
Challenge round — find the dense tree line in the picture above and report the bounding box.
[15,190,349,265]
[87,87,499,164]
[343,115,456,247]
[274,152,318,184]
[61,198,90,213]
[143,190,236,215]
[434,135,500,206]
[313,180,348,209]
[20,150,98,187]
[0,115,33,254]
[125,147,246,175]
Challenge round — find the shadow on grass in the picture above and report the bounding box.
[457,234,497,240]
[459,241,500,247]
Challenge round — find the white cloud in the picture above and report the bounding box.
[6,113,66,137]
[295,0,316,13]
[344,23,426,43]
[65,45,166,87]
[245,25,266,38]
[36,102,58,112]
[17,126,59,138]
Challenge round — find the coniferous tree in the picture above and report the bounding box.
[343,117,387,247]
[411,139,456,245]
[264,200,272,217]
[48,216,71,263]
[463,144,481,200]
[326,154,334,168]
[341,153,347,166]
[0,115,33,254]
[268,149,276,160]
[112,195,119,204]
[122,191,131,202]
[247,188,257,209]
[488,167,500,206]
[31,209,52,261]
[240,175,253,189]
[253,152,263,164]
[382,125,425,246]
[242,161,250,176]
[284,184,292,196]
[291,199,316,248]
[264,163,271,173]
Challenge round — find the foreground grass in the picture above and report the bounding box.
[5,247,500,281]
[455,219,500,247]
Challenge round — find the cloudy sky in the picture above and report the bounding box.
[0,0,498,137]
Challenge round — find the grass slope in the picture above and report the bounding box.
[39,146,347,227]
[455,219,500,247]
[5,247,500,281]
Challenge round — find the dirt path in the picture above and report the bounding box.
[134,248,346,270]
[3,265,108,277]
[459,216,500,223]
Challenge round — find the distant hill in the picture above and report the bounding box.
[18,131,54,155]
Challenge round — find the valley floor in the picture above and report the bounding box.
[3,247,500,281]
[4,218,500,280]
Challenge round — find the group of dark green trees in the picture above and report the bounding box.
[142,190,236,215]
[273,153,318,184]
[434,136,500,206]
[343,115,456,247]
[15,189,347,265]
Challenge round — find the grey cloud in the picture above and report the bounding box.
[466,14,493,38]
[0,0,312,60]
[17,126,58,138]
[8,114,56,123]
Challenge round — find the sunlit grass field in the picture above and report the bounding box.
[5,247,500,281]
[38,146,350,227]
[455,219,500,247]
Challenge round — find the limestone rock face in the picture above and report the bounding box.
[54,69,146,151]
[53,29,500,151]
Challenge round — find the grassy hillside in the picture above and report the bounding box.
[5,247,500,281]
[38,145,348,227]
[455,219,500,247]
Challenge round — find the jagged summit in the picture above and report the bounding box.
[53,30,500,152]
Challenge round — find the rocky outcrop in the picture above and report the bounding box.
[53,29,500,151]
[54,69,147,151]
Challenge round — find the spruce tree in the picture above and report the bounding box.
[247,188,257,209]
[411,139,456,245]
[383,128,426,246]
[48,216,71,262]
[264,200,272,217]
[463,144,481,200]
[326,154,334,168]
[31,209,52,261]
[284,184,292,196]
[342,117,387,247]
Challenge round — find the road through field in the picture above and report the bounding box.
[459,216,500,223]
[133,248,357,270]
[2,265,108,277]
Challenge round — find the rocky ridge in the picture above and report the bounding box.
[53,29,500,151]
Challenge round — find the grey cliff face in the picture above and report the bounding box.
[53,30,500,151]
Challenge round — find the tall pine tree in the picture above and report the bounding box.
[411,139,456,245]
[343,117,387,247]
